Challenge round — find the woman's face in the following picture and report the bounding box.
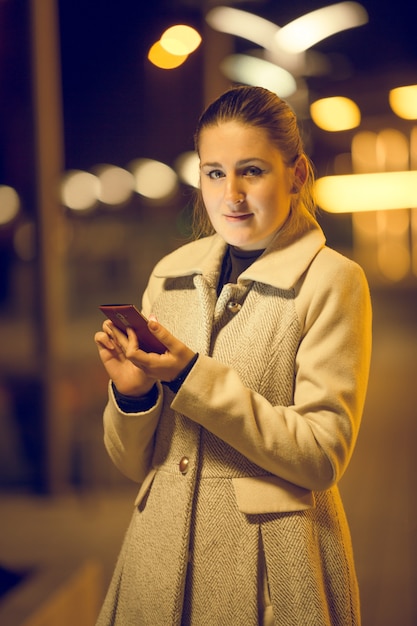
[198,121,297,250]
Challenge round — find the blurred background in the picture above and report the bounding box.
[0,0,416,624]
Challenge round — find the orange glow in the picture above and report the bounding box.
[389,85,417,120]
[310,96,360,131]
[148,42,188,69]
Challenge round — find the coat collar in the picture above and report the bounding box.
[153,223,326,291]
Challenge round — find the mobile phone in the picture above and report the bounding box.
[99,304,166,354]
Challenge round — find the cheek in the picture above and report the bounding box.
[201,184,219,213]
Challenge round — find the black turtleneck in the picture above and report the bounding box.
[217,245,264,296]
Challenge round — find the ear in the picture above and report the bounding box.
[291,155,308,194]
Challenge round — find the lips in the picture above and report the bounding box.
[224,213,253,222]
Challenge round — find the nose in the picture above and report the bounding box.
[225,176,245,208]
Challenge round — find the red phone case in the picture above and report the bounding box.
[99,304,165,354]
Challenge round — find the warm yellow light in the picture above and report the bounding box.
[160,25,201,55]
[0,185,20,225]
[310,96,360,131]
[315,171,417,213]
[148,41,188,69]
[389,85,417,120]
[411,127,417,169]
[351,131,379,172]
[274,2,368,54]
[377,129,409,171]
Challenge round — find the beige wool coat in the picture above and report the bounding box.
[96,222,372,626]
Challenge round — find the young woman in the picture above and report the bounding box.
[94,85,372,625]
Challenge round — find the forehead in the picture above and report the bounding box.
[198,121,277,158]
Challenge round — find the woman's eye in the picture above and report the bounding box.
[244,166,263,177]
[208,170,224,179]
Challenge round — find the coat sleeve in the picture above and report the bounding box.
[171,256,372,491]
[102,381,164,483]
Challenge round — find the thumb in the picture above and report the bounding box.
[147,319,175,351]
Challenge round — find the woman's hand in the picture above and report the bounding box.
[94,319,196,397]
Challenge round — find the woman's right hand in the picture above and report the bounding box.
[94,321,156,397]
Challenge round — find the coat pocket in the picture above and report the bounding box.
[134,468,158,509]
[232,474,315,514]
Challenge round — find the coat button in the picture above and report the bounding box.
[227,301,241,314]
[179,457,189,474]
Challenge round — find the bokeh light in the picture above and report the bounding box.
[205,7,278,50]
[60,170,100,211]
[175,151,200,188]
[389,85,417,120]
[160,25,201,55]
[129,158,179,200]
[220,54,297,97]
[94,165,135,206]
[316,171,417,213]
[310,96,361,131]
[0,185,20,225]
[377,129,409,171]
[148,41,188,69]
[274,2,368,54]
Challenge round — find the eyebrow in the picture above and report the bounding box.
[200,158,269,168]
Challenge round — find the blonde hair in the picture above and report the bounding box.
[192,85,317,240]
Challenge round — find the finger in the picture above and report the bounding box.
[106,324,130,351]
[94,331,117,352]
[126,326,140,351]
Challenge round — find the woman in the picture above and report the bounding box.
[94,85,372,625]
